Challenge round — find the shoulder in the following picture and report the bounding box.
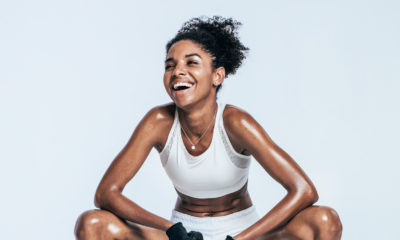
[140,102,175,131]
[144,102,175,123]
[134,102,176,146]
[222,104,265,154]
[222,104,257,133]
[222,104,276,157]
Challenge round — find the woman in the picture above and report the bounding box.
[75,16,342,240]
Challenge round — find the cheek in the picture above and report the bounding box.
[193,69,206,77]
[163,72,169,85]
[163,74,176,98]
[196,71,214,87]
[193,70,211,82]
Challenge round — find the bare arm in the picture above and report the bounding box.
[223,106,318,240]
[94,105,175,231]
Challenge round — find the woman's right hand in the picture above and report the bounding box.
[166,222,203,240]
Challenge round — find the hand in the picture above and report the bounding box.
[166,222,203,240]
[226,236,234,240]
[188,231,204,240]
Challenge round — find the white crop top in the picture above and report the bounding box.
[159,102,251,199]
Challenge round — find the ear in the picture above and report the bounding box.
[212,66,225,87]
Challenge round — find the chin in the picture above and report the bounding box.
[168,89,215,109]
[172,98,195,109]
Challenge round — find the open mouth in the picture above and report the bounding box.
[172,82,194,91]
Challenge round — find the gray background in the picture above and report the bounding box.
[1,0,399,239]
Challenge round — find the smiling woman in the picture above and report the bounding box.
[163,40,224,111]
[74,16,342,240]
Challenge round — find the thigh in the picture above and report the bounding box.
[257,205,341,240]
[283,205,342,240]
[75,209,168,240]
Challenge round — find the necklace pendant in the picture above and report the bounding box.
[191,145,195,150]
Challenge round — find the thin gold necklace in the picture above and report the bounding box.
[180,107,218,150]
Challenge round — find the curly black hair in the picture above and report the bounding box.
[166,16,249,92]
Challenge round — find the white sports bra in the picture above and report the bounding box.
[159,102,251,199]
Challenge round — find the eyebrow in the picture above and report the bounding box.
[165,53,202,63]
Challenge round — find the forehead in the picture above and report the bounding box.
[166,40,210,59]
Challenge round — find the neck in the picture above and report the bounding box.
[177,98,218,137]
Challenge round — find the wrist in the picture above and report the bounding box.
[163,221,176,231]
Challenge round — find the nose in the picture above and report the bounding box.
[172,62,187,78]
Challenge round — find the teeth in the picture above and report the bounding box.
[173,82,193,90]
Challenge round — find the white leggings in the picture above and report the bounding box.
[170,206,260,240]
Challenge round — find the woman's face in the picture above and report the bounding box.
[163,40,220,108]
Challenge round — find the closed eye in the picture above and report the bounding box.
[165,65,174,70]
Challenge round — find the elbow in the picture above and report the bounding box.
[94,185,120,209]
[294,182,319,207]
[94,189,104,208]
[305,186,319,205]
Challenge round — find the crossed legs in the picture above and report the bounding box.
[74,209,167,240]
[257,205,342,240]
[74,205,342,240]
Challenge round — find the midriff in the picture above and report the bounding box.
[174,182,253,217]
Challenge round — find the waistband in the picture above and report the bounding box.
[171,205,258,225]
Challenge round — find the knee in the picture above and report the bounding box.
[75,209,117,239]
[310,206,343,238]
[74,210,101,238]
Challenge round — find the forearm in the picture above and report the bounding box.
[234,190,318,240]
[96,190,174,231]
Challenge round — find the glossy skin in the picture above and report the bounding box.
[75,40,342,239]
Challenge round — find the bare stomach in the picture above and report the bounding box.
[174,182,253,217]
